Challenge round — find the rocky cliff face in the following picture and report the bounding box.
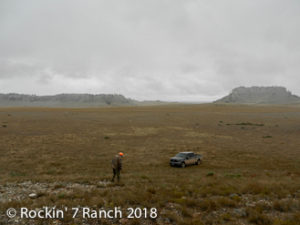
[215,86,300,104]
[0,93,138,107]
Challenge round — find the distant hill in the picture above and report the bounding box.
[0,93,165,107]
[215,86,300,104]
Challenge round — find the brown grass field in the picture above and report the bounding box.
[0,104,300,225]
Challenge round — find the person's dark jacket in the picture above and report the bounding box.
[112,155,122,170]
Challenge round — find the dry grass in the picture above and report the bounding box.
[0,104,300,224]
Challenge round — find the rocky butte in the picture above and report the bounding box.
[215,86,300,104]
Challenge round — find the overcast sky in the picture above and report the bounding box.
[0,0,299,101]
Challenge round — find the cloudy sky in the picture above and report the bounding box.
[0,0,299,101]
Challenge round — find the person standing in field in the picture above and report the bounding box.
[111,152,123,182]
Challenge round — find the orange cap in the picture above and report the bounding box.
[119,152,124,156]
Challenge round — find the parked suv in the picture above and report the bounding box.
[170,152,202,168]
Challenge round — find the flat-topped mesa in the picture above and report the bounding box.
[0,93,137,107]
[215,86,300,104]
[0,93,169,107]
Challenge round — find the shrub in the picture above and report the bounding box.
[221,213,232,221]
[273,200,293,212]
[247,209,272,225]
[216,197,237,208]
[198,199,217,211]
[206,172,214,177]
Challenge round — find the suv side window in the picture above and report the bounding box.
[189,153,195,157]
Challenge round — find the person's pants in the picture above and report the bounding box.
[112,168,120,182]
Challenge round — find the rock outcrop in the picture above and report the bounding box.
[0,93,138,107]
[215,86,300,104]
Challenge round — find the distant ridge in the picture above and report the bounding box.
[215,86,300,104]
[0,93,165,107]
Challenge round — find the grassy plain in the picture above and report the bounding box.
[0,104,300,224]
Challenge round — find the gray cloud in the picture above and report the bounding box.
[0,0,300,101]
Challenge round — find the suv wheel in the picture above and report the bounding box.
[196,159,200,165]
[181,162,186,168]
